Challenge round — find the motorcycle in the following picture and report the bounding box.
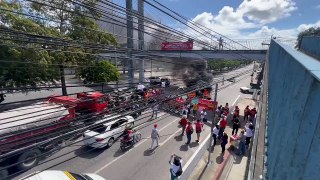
[120,132,142,151]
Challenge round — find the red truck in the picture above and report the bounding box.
[0,91,109,178]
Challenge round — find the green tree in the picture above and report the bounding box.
[0,1,60,90]
[78,60,120,83]
[296,27,320,49]
[0,0,118,93]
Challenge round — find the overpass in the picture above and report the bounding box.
[141,49,268,61]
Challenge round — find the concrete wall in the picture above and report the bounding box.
[266,39,320,179]
[300,36,320,59]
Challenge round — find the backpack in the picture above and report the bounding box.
[189,127,194,134]
[175,164,183,176]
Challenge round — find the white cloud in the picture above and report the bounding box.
[238,0,297,24]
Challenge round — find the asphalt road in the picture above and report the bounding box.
[12,73,254,180]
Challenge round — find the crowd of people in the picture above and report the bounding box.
[123,99,258,180]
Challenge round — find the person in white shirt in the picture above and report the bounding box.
[169,154,183,179]
[151,103,159,119]
[212,124,220,147]
[200,109,207,122]
[150,124,160,149]
[244,123,254,147]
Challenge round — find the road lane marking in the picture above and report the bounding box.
[182,133,211,172]
[232,95,241,106]
[159,128,181,146]
[94,117,180,173]
[134,112,166,130]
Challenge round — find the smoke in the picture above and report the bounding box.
[173,60,213,88]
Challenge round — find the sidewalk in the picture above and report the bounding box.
[188,98,256,180]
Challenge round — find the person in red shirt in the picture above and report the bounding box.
[218,117,227,140]
[194,120,204,142]
[233,106,240,121]
[185,122,193,144]
[180,116,188,136]
[244,106,250,121]
[250,108,257,122]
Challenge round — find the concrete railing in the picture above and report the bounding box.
[264,38,320,179]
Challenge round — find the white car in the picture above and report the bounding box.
[21,170,105,180]
[83,115,135,148]
[240,86,261,94]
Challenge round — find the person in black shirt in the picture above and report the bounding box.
[232,117,240,135]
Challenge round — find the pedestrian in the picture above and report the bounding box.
[233,106,240,121]
[222,103,229,115]
[221,132,228,153]
[187,103,191,116]
[245,123,254,148]
[151,103,159,119]
[169,154,183,180]
[200,109,207,122]
[150,124,160,149]
[212,124,219,147]
[218,105,223,117]
[180,116,188,136]
[250,107,257,123]
[232,117,240,135]
[185,122,193,144]
[181,105,188,118]
[244,105,250,121]
[194,119,204,142]
[218,116,227,140]
[236,130,246,156]
[193,103,198,117]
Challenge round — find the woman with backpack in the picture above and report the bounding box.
[169,154,183,180]
[194,119,204,142]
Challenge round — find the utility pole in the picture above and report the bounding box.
[138,0,145,83]
[126,0,134,86]
[208,83,218,164]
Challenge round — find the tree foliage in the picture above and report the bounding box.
[78,60,120,83]
[0,0,118,90]
[296,27,320,49]
[207,59,252,72]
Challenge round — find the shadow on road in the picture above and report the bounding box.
[113,149,127,157]
[179,144,188,151]
[216,152,224,164]
[189,142,199,148]
[74,146,105,158]
[143,148,157,156]
[174,135,183,141]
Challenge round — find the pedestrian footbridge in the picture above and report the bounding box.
[141,50,268,61]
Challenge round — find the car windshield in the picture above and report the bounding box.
[90,125,107,133]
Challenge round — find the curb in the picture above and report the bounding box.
[213,150,231,180]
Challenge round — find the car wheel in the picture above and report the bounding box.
[107,138,114,147]
[128,122,134,128]
[17,149,41,171]
[245,90,249,94]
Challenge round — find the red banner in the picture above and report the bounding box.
[198,99,218,111]
[161,42,193,50]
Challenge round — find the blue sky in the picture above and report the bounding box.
[145,0,320,39]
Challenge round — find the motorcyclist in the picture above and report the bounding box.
[123,127,135,144]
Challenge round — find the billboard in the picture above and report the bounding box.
[161,42,193,50]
